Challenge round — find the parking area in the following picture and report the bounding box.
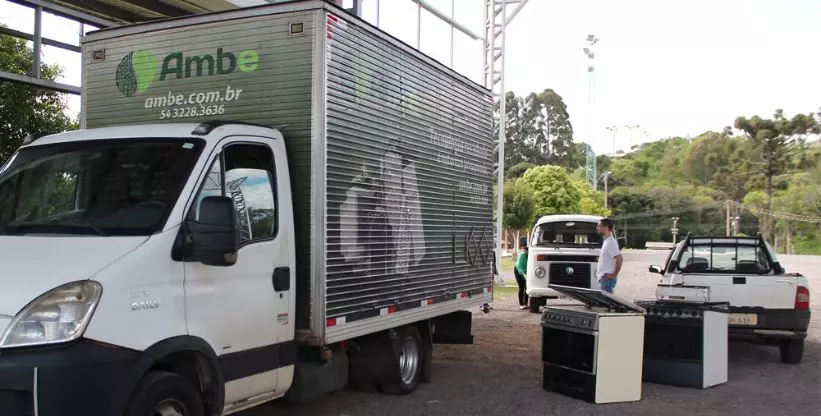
[247,250,820,416]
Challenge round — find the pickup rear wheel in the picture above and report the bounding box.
[779,339,804,364]
[125,371,204,416]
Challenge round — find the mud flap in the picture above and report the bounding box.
[431,311,474,344]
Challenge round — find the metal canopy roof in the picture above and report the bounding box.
[20,0,243,24]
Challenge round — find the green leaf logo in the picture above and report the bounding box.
[115,49,156,97]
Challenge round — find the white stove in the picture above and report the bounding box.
[541,285,646,404]
[637,298,729,389]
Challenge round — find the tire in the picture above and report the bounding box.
[380,326,423,395]
[779,339,804,364]
[124,371,204,416]
[529,297,546,314]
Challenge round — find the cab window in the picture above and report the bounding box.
[190,143,277,245]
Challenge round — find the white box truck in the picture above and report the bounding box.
[0,2,494,415]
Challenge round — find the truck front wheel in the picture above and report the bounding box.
[124,371,204,416]
[380,326,423,395]
[779,339,804,364]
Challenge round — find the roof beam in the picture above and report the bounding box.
[6,0,118,27]
[0,70,81,95]
[0,25,81,53]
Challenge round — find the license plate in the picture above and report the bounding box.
[729,313,758,325]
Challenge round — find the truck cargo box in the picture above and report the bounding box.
[82,0,494,345]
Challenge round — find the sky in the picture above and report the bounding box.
[1,0,820,155]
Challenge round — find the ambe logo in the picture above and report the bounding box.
[114,48,259,97]
[115,49,156,97]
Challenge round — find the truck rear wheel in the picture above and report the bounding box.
[779,339,804,364]
[380,326,423,395]
[124,371,204,416]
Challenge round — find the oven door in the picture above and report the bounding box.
[644,318,704,362]
[541,324,598,374]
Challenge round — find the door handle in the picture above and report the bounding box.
[732,277,746,284]
[273,267,290,291]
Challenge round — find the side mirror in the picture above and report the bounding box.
[648,265,663,274]
[186,196,239,266]
[617,236,626,250]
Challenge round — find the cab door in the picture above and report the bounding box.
[183,136,294,405]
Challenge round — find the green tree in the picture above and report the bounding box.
[526,89,574,167]
[734,109,820,241]
[497,89,575,168]
[505,161,537,179]
[503,179,536,252]
[1,30,77,163]
[575,179,610,217]
[519,165,581,218]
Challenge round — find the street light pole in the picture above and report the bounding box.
[598,171,611,209]
[583,34,599,179]
[672,217,680,244]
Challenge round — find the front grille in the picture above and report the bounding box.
[549,263,592,288]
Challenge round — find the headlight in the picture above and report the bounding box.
[0,281,102,349]
[534,266,546,278]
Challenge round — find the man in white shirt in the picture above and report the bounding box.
[596,218,623,293]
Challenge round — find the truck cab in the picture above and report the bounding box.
[525,214,624,313]
[649,235,811,364]
[0,122,301,415]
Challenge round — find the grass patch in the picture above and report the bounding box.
[500,256,515,271]
[492,283,519,299]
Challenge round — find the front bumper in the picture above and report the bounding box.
[526,287,565,298]
[0,339,150,416]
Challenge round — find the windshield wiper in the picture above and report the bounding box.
[0,220,107,236]
[70,221,108,236]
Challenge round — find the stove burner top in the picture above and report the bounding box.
[637,300,729,320]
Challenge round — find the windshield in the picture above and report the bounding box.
[676,242,771,274]
[533,220,601,247]
[0,138,205,236]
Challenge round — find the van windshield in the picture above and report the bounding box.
[0,138,204,236]
[533,220,602,248]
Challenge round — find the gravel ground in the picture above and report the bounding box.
[244,250,820,416]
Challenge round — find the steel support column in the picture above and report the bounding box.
[484,0,528,259]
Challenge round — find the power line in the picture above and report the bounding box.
[612,201,724,220]
[612,200,821,224]
[732,201,821,223]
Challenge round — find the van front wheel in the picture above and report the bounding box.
[529,297,546,313]
[124,371,204,416]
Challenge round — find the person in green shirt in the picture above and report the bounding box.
[514,243,529,310]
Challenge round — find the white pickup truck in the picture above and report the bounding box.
[525,214,625,313]
[649,235,811,364]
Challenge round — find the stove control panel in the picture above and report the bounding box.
[542,311,597,330]
[644,306,704,319]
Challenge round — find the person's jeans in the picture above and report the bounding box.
[599,278,617,294]
[513,268,529,306]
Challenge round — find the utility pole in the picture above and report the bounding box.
[726,200,731,236]
[671,217,680,244]
[603,171,609,209]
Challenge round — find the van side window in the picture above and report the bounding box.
[223,144,277,244]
